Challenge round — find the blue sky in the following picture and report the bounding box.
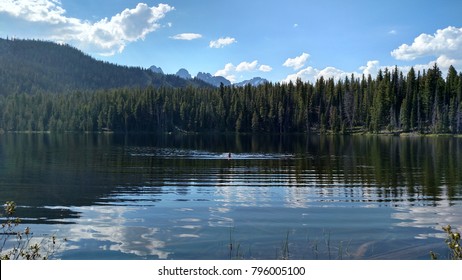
[1,0,462,83]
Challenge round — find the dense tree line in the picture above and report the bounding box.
[0,64,461,134]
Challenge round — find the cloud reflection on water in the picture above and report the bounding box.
[59,205,170,259]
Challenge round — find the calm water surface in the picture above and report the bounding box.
[0,133,461,259]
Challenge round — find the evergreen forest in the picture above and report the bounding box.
[1,39,462,134]
[0,38,210,95]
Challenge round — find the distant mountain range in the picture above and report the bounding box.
[0,38,268,97]
[195,72,231,87]
[149,65,268,87]
[149,66,230,87]
[234,77,269,87]
[0,38,210,95]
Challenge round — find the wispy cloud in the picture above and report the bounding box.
[209,37,237,48]
[283,52,310,70]
[0,0,174,56]
[170,33,202,40]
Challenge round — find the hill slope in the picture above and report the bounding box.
[0,38,208,95]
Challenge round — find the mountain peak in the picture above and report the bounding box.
[196,72,231,87]
[176,68,192,80]
[149,65,164,74]
[234,77,269,87]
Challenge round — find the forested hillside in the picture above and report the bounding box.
[0,38,209,95]
[0,64,461,134]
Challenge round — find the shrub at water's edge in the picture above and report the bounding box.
[1,201,62,260]
[431,225,461,260]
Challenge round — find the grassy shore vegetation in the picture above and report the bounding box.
[226,228,351,260]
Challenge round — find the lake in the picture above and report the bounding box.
[0,133,461,260]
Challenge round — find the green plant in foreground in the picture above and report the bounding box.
[1,201,61,260]
[431,225,461,260]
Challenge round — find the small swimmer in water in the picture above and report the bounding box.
[228,152,231,159]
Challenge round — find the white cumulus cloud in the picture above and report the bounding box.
[282,26,462,84]
[236,60,258,72]
[259,65,273,72]
[283,60,384,83]
[209,37,237,48]
[0,0,67,24]
[390,26,462,73]
[215,63,234,76]
[215,60,272,83]
[317,67,353,81]
[283,59,447,84]
[170,33,202,40]
[283,67,319,83]
[215,63,236,82]
[283,52,310,70]
[0,0,174,56]
[359,60,380,77]
[286,64,360,83]
[391,26,462,65]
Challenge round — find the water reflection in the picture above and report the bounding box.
[393,197,462,239]
[0,133,461,259]
[58,205,170,259]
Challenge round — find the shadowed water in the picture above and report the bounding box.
[0,133,461,259]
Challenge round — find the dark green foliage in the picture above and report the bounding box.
[0,38,210,95]
[0,38,461,134]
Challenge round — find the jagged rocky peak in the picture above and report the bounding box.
[176,68,192,80]
[149,65,164,74]
[196,72,231,87]
[234,77,269,87]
